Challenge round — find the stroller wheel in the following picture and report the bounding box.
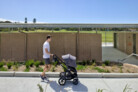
[73,79,78,85]
[58,77,66,86]
[59,72,64,77]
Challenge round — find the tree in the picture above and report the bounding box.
[0,21,11,23]
[25,17,27,23]
[33,18,36,23]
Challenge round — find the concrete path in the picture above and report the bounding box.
[102,42,113,47]
[0,77,138,92]
[102,46,138,65]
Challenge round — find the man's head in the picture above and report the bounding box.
[46,35,52,42]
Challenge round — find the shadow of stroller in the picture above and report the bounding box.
[49,80,88,92]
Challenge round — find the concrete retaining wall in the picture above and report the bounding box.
[0,33,102,62]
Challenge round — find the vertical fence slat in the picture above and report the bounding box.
[136,34,138,55]
[0,33,1,61]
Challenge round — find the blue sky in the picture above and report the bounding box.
[0,0,138,23]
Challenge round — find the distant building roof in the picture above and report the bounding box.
[0,23,138,28]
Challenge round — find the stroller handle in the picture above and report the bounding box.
[53,54,65,64]
[53,54,67,70]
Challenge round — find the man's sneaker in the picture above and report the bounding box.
[44,76,49,82]
[40,75,45,81]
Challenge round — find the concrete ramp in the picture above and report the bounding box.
[102,47,138,65]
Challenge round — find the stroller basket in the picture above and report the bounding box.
[62,54,77,68]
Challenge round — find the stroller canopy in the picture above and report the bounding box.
[62,54,77,68]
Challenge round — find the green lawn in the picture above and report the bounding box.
[98,31,114,42]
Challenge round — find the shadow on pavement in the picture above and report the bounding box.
[49,80,88,92]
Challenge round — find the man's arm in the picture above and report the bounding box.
[45,48,53,56]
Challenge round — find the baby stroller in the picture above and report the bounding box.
[53,54,78,86]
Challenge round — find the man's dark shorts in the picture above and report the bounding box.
[44,58,51,64]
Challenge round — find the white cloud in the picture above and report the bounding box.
[0,18,45,23]
[0,18,15,22]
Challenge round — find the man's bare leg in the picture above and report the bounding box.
[47,64,51,71]
[41,65,48,77]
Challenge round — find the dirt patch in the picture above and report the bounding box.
[1,63,138,73]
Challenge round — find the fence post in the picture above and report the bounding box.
[133,34,136,54]
[24,33,27,61]
[76,28,80,60]
[114,33,117,48]
[96,28,97,34]
[105,28,107,46]
[26,33,28,61]
[0,33,1,61]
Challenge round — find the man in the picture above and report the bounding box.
[40,35,53,82]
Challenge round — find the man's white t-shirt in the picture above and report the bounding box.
[43,41,50,59]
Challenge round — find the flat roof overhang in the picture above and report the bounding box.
[0,23,138,28]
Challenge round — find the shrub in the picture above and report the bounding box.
[35,67,43,72]
[0,67,8,71]
[13,65,18,71]
[76,61,80,65]
[26,60,34,67]
[14,62,19,69]
[1,59,7,65]
[7,62,13,69]
[76,65,86,70]
[104,60,110,66]
[92,62,96,66]
[106,69,110,73]
[51,66,56,72]
[90,64,95,70]
[86,60,90,65]
[92,59,96,63]
[25,61,30,69]
[94,67,109,73]
[82,60,86,66]
[102,64,105,68]
[52,61,58,66]
[119,66,123,73]
[40,61,45,65]
[118,63,123,66]
[0,62,4,68]
[127,69,130,73]
[34,61,40,68]
[18,62,25,65]
[24,68,30,72]
[76,61,83,65]
[14,62,18,65]
[28,60,34,67]
[12,62,19,71]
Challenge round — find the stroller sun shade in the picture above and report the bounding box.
[62,54,77,68]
